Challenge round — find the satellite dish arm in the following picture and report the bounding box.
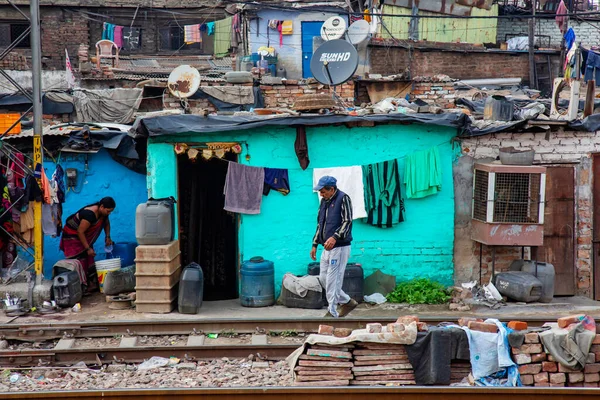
[324,61,334,86]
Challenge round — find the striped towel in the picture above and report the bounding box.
[184,24,202,44]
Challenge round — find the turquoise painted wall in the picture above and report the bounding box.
[42,150,147,278]
[147,123,457,293]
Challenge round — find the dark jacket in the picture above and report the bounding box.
[312,189,353,249]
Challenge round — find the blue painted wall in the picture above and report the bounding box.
[42,150,147,278]
[147,123,457,293]
[248,9,347,79]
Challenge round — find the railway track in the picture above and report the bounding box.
[1,387,600,400]
[0,316,558,341]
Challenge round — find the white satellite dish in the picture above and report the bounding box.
[321,16,347,41]
[167,65,201,98]
[347,19,370,45]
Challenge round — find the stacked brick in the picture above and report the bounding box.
[134,241,182,314]
[294,344,354,387]
[512,331,600,387]
[350,343,414,386]
[260,80,355,109]
[410,81,457,109]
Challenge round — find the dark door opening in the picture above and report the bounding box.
[178,152,238,301]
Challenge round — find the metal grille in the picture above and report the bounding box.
[493,173,541,223]
[473,169,489,221]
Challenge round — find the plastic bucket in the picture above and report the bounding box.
[96,259,121,293]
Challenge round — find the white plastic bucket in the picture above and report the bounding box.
[96,259,121,293]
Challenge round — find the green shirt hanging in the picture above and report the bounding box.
[404,147,442,199]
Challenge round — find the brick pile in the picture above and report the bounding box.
[260,80,355,109]
[410,77,458,109]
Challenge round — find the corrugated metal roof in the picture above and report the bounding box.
[2,125,71,140]
[2,123,131,140]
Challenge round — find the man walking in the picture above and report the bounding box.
[310,176,358,318]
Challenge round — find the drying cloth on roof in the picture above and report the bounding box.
[461,319,520,386]
[184,24,202,44]
[564,27,576,51]
[214,17,233,57]
[282,273,322,297]
[405,327,470,385]
[72,88,143,124]
[313,166,367,220]
[363,159,405,227]
[231,13,242,50]
[113,26,123,48]
[263,168,290,195]
[206,22,215,35]
[223,162,264,214]
[200,86,254,105]
[539,321,595,371]
[404,147,442,199]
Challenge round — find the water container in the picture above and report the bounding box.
[307,262,364,303]
[240,256,275,307]
[53,271,82,308]
[494,271,543,303]
[109,242,137,267]
[279,283,324,309]
[510,260,555,303]
[135,197,175,245]
[277,67,286,79]
[178,262,204,314]
[96,258,121,294]
[103,265,136,296]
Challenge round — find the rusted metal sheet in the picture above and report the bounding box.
[3,386,600,400]
[383,0,472,15]
[471,220,544,246]
[535,166,575,296]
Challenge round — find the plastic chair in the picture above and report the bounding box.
[95,40,119,69]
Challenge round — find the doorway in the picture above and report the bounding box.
[178,152,238,301]
[301,21,324,79]
[535,166,575,296]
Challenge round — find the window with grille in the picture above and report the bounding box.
[0,23,30,48]
[472,167,544,224]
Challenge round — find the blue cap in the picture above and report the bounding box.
[314,176,337,190]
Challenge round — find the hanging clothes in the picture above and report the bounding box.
[113,25,123,48]
[555,0,569,34]
[20,201,34,245]
[263,168,290,196]
[102,23,115,42]
[585,51,600,83]
[313,166,368,220]
[214,17,233,57]
[294,126,310,170]
[0,175,14,251]
[206,22,215,35]
[184,24,202,44]
[231,14,242,50]
[404,147,442,199]
[41,169,51,204]
[11,152,25,189]
[52,165,66,204]
[223,162,265,214]
[42,203,60,237]
[362,159,405,228]
[564,27,576,52]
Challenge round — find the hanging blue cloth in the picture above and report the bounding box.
[564,27,576,51]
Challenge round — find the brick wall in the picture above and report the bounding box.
[497,17,598,48]
[458,131,600,297]
[40,9,89,70]
[162,80,356,113]
[0,52,28,71]
[369,44,560,84]
[410,79,458,109]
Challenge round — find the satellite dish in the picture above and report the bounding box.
[321,16,347,41]
[167,65,200,98]
[347,20,370,45]
[310,39,359,86]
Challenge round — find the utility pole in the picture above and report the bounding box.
[30,0,44,285]
[528,0,537,89]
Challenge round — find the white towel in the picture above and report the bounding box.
[313,166,368,220]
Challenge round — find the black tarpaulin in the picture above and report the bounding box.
[131,112,469,138]
[0,93,74,114]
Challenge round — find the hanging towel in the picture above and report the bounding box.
[223,163,265,214]
[555,0,568,34]
[214,17,233,57]
[404,147,442,199]
[200,23,207,32]
[122,27,141,50]
[102,22,108,40]
[313,166,367,220]
[263,168,290,196]
[362,159,405,227]
[113,25,123,48]
[281,20,293,35]
[207,21,215,35]
[184,24,202,44]
[564,27,575,51]
[231,14,242,50]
